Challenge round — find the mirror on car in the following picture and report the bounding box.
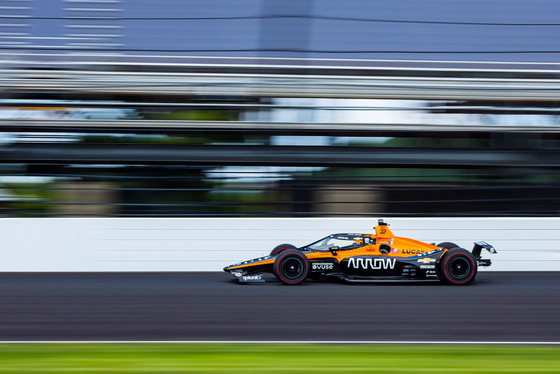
[329,246,339,255]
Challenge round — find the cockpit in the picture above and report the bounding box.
[306,234,371,252]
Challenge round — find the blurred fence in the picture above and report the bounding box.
[4,54,560,100]
[2,167,560,217]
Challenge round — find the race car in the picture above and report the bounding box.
[224,219,496,285]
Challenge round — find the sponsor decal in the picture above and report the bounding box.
[403,249,424,255]
[312,263,334,270]
[243,274,262,281]
[392,248,399,254]
[420,264,436,269]
[348,257,396,270]
[417,258,436,264]
[335,234,361,240]
[239,273,265,283]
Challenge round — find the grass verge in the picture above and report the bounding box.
[0,343,559,373]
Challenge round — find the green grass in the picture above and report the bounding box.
[0,344,559,373]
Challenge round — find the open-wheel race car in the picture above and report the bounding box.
[224,219,496,285]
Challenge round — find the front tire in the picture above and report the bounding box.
[273,250,309,285]
[270,243,297,256]
[439,248,477,285]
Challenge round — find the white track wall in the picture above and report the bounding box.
[1,217,559,272]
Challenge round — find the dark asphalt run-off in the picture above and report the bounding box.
[0,272,558,342]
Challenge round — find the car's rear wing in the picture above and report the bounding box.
[472,241,497,267]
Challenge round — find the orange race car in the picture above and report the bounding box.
[224,219,496,285]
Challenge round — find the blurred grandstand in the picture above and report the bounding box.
[1,0,560,217]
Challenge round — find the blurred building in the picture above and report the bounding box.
[1,0,560,217]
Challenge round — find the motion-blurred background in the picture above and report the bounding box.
[2,0,560,218]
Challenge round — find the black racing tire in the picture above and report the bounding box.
[270,243,297,256]
[273,250,309,285]
[437,242,459,249]
[439,248,477,285]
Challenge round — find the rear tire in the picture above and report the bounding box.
[437,242,459,249]
[439,248,477,285]
[273,250,309,285]
[270,243,297,256]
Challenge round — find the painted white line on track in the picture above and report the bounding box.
[1,341,560,345]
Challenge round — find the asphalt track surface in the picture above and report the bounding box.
[0,272,559,342]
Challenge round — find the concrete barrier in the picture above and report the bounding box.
[1,217,559,272]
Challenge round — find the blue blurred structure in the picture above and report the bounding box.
[1,0,560,61]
